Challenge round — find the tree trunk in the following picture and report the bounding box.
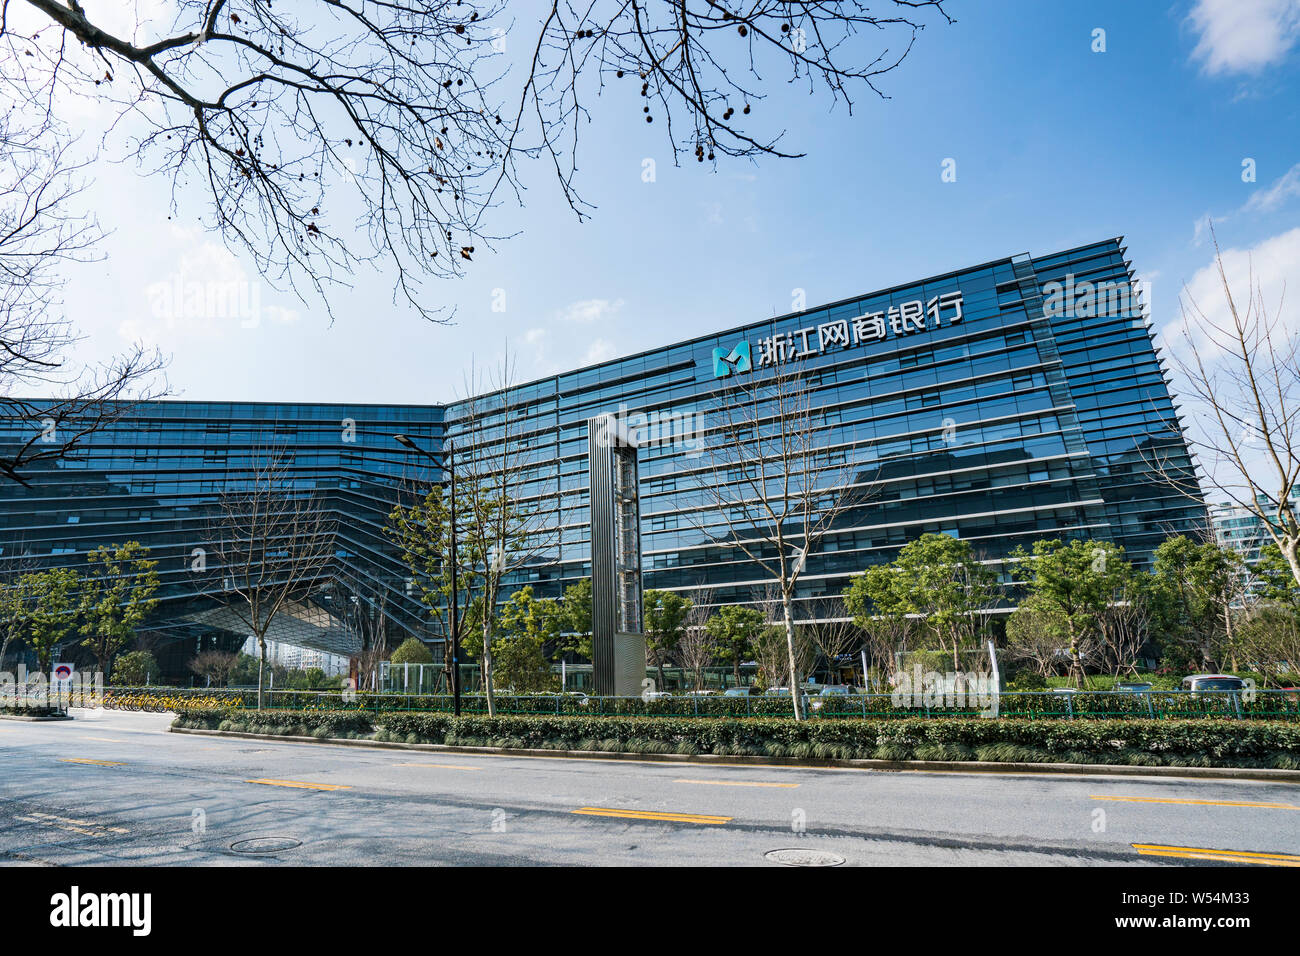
[1281,538,1300,591]
[482,620,495,716]
[782,593,803,721]
[732,652,741,687]
[257,636,267,711]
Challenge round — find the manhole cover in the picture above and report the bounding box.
[764,848,845,867]
[230,837,302,854]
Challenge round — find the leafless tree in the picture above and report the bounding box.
[206,448,337,708]
[1004,597,1068,680]
[1153,229,1300,588]
[855,613,913,691]
[696,362,866,717]
[324,571,395,692]
[4,2,950,323]
[676,586,718,690]
[0,113,166,483]
[1097,585,1151,679]
[189,649,238,687]
[804,597,860,684]
[451,354,565,715]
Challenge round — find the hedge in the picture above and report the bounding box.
[156,688,1300,720]
[171,708,1300,769]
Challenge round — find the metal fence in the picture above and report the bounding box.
[100,686,1300,720]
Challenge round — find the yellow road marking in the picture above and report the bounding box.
[674,778,798,789]
[245,778,351,791]
[1094,795,1299,810]
[59,758,124,766]
[79,736,125,743]
[394,762,481,770]
[1132,843,1300,866]
[572,806,731,825]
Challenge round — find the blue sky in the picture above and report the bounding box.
[58,0,1300,406]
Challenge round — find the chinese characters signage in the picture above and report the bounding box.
[713,291,964,378]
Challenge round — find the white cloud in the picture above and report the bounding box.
[557,297,624,323]
[1159,226,1300,362]
[1189,0,1300,75]
[1245,162,1300,211]
[581,338,618,366]
[1193,212,1229,245]
[122,225,297,344]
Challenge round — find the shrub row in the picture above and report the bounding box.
[171,708,1300,769]
[168,689,1300,721]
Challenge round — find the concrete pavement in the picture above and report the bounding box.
[2,710,1298,866]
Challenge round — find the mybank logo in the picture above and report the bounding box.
[712,341,752,378]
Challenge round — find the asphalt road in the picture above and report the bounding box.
[2,710,1298,866]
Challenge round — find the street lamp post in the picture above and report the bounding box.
[395,434,460,717]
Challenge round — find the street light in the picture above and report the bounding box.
[394,433,460,717]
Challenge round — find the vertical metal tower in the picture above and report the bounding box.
[588,413,645,697]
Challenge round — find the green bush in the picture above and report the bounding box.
[171,708,1300,770]
[389,638,435,665]
[112,650,160,685]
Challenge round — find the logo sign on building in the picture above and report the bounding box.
[712,341,752,378]
[713,291,965,378]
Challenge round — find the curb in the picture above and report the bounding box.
[168,726,1300,783]
[0,713,71,722]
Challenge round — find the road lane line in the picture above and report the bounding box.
[79,736,126,743]
[393,762,481,770]
[572,807,731,825]
[59,758,125,766]
[1132,843,1300,866]
[674,778,798,789]
[1094,795,1299,810]
[245,778,352,791]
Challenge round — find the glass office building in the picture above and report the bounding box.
[0,238,1205,670]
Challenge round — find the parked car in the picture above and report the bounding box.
[722,686,756,697]
[810,685,858,711]
[1116,682,1153,693]
[1180,674,1246,693]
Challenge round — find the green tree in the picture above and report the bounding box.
[644,590,692,692]
[1150,536,1244,672]
[78,541,161,679]
[20,567,81,673]
[705,605,765,687]
[390,637,435,665]
[556,577,593,658]
[1253,544,1300,611]
[113,650,160,686]
[387,483,479,692]
[846,533,998,670]
[1010,538,1134,687]
[495,586,562,693]
[1005,595,1071,678]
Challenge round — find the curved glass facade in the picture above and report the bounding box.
[0,238,1204,667]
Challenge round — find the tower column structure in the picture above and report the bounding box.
[587,413,645,697]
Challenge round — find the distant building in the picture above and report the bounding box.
[240,637,349,677]
[1210,486,1300,566]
